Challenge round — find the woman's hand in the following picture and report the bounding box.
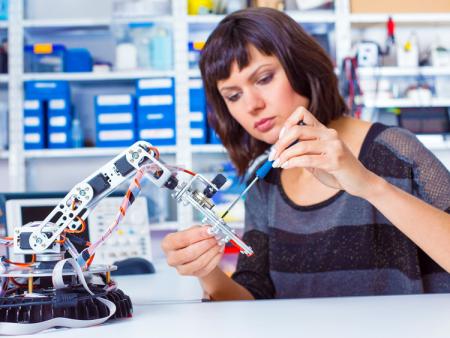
[161,225,224,278]
[270,107,376,198]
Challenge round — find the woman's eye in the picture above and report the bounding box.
[226,93,241,102]
[257,73,273,85]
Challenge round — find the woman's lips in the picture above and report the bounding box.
[254,117,276,132]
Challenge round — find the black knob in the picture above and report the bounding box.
[203,174,227,198]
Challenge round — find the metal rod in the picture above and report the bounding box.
[221,176,259,219]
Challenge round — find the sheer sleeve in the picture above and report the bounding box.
[378,127,450,212]
[231,182,275,299]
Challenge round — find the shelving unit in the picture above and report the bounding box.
[1,0,450,226]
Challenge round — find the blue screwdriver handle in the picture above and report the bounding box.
[255,159,274,179]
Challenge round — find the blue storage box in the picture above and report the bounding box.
[47,99,72,133]
[25,81,70,100]
[97,111,136,130]
[136,78,174,96]
[95,94,135,113]
[64,48,93,72]
[96,129,136,148]
[24,99,45,149]
[138,124,176,146]
[189,78,207,144]
[25,44,66,73]
[48,130,72,149]
[136,94,175,129]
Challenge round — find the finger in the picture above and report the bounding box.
[162,225,214,252]
[166,237,218,267]
[279,154,327,170]
[273,125,329,161]
[280,107,324,138]
[177,243,222,276]
[274,140,327,168]
[194,250,224,278]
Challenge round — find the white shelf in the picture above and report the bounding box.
[24,146,177,159]
[0,74,8,83]
[358,67,450,77]
[191,144,226,153]
[285,10,336,23]
[22,16,173,28]
[417,135,450,151]
[188,10,336,24]
[24,144,226,159]
[350,13,450,24]
[187,15,225,24]
[22,70,176,82]
[0,21,7,29]
[363,97,450,108]
[0,150,8,160]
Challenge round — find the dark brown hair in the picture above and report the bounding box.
[200,7,347,176]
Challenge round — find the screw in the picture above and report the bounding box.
[132,152,139,159]
[79,190,86,196]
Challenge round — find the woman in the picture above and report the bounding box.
[161,7,450,300]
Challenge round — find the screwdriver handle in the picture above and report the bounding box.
[255,159,274,179]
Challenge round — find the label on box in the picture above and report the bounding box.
[190,128,204,138]
[145,113,164,121]
[24,100,40,110]
[98,113,133,124]
[99,130,133,141]
[140,128,174,139]
[50,132,67,143]
[190,112,204,122]
[138,78,172,89]
[24,117,40,127]
[49,116,67,127]
[34,82,57,89]
[49,99,67,110]
[25,133,41,143]
[97,95,132,106]
[139,95,173,106]
[189,78,203,89]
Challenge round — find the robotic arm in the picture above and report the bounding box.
[13,140,253,265]
[0,140,253,335]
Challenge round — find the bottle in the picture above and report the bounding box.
[129,22,154,69]
[71,118,84,148]
[151,26,173,70]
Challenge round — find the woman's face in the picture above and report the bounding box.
[217,45,309,145]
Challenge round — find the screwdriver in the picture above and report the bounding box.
[221,120,305,219]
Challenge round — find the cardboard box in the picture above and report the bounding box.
[351,0,450,13]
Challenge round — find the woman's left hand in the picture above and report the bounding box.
[270,107,375,198]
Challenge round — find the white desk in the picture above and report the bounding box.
[16,265,450,338]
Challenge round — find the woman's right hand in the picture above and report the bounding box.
[161,225,224,278]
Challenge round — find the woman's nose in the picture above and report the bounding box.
[244,89,265,115]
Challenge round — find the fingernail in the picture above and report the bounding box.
[281,160,290,169]
[272,158,281,168]
[279,127,286,139]
[268,147,276,161]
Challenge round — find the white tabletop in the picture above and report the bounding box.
[15,264,450,338]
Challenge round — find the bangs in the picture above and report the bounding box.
[200,19,277,85]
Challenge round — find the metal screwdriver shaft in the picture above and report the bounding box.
[221,176,259,219]
[221,159,274,219]
[220,121,306,220]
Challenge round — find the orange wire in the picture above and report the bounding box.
[1,236,13,240]
[4,254,35,267]
[64,216,86,234]
[183,169,196,176]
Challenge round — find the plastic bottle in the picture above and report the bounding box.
[71,118,84,148]
[129,22,154,69]
[151,26,173,70]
